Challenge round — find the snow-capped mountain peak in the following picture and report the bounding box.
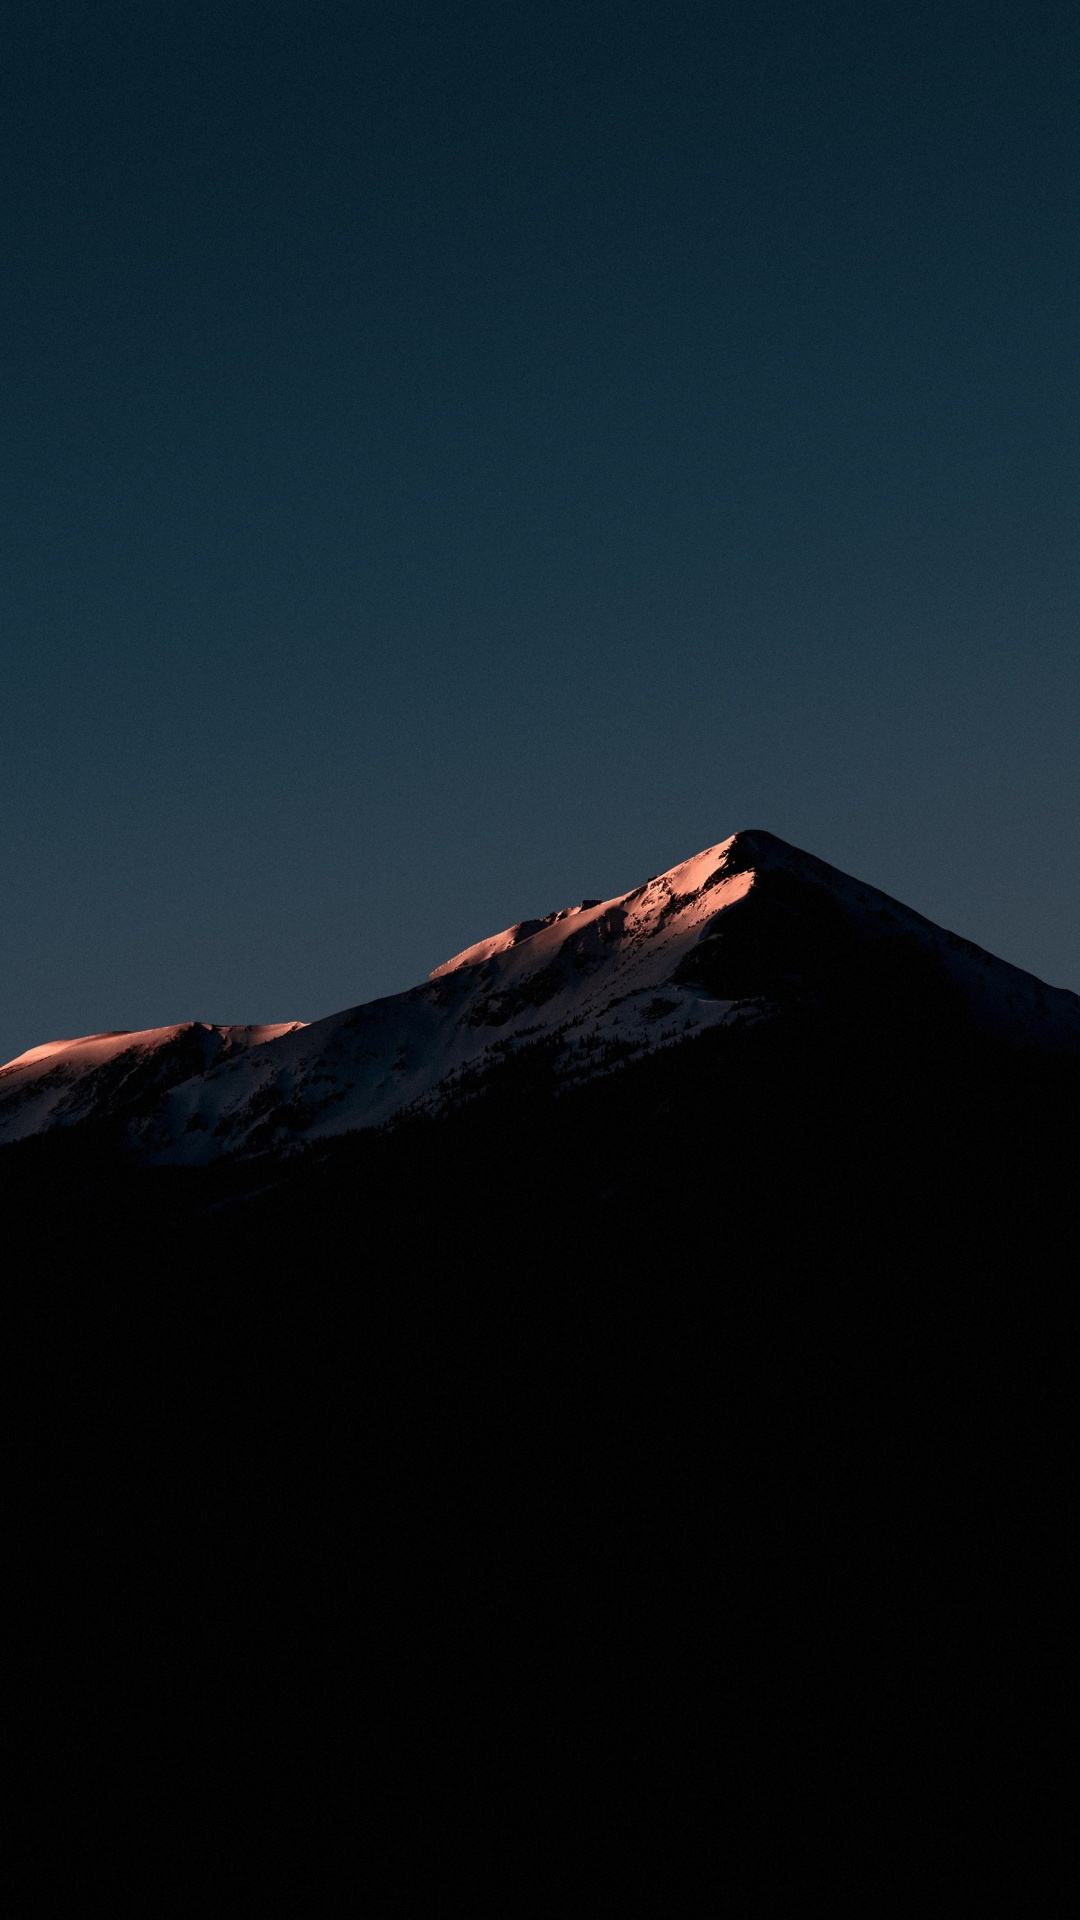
[1,829,1075,1162]
[429,833,749,981]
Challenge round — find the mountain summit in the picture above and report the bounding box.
[1,828,1075,1160]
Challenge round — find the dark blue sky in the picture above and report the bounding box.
[2,0,1077,1061]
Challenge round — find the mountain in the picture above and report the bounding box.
[7,829,1075,1909]
[2,827,1075,1159]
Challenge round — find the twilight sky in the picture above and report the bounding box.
[2,0,1077,1063]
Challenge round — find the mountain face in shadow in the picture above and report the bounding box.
[7,833,1076,1909]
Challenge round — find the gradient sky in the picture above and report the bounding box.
[2,0,1077,1063]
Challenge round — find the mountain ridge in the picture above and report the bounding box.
[1,827,1075,1160]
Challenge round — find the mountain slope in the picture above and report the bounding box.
[0,1022,304,1148]
[1,827,1075,1160]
